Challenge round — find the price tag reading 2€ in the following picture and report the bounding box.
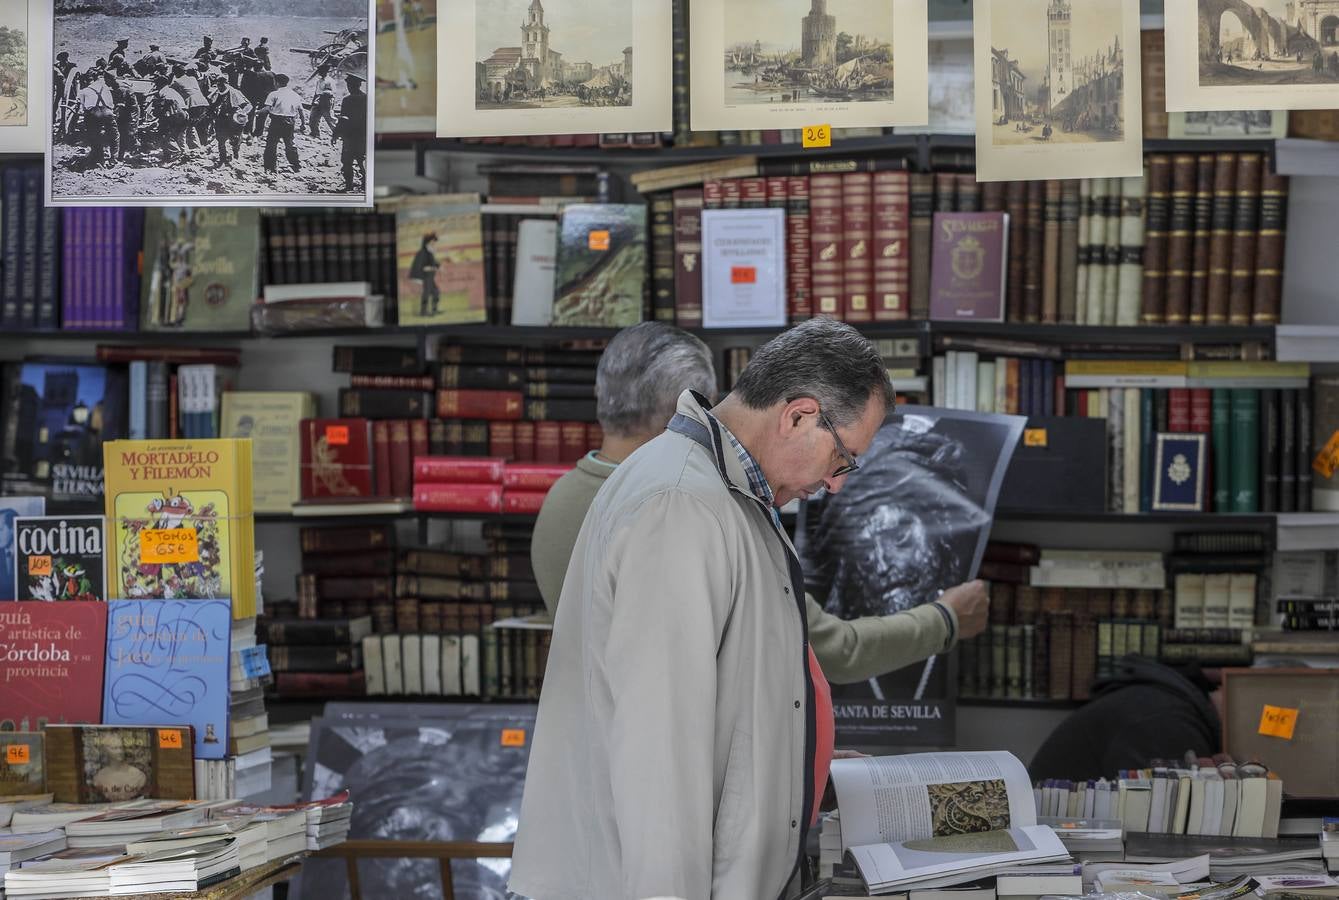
[802,125,832,149]
[140,528,200,565]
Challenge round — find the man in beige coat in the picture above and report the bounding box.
[529,321,988,685]
[511,320,979,900]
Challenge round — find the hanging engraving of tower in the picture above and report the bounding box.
[802,0,837,68]
[1047,0,1072,110]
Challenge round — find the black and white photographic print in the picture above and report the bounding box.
[437,0,670,137]
[47,0,375,207]
[1168,108,1288,137]
[690,0,926,131]
[0,0,50,153]
[1165,0,1339,110]
[974,0,1142,181]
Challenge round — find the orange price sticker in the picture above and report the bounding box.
[158,729,185,750]
[326,424,350,446]
[27,555,52,577]
[500,729,526,748]
[1313,430,1339,480]
[1024,428,1049,448]
[1258,704,1299,740]
[139,528,200,566]
[588,230,611,252]
[802,124,832,149]
[730,266,757,285]
[5,744,30,765]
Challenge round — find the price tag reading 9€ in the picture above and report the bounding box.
[5,744,30,765]
[140,528,200,565]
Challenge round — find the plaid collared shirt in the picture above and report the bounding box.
[710,413,784,531]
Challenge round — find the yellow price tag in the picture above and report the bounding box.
[802,124,832,149]
[27,555,52,576]
[140,529,200,565]
[1313,430,1339,479]
[5,744,30,765]
[158,729,185,750]
[1258,704,1299,740]
[1024,428,1049,448]
[500,729,527,748]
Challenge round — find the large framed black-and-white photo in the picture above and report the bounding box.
[436,0,671,137]
[46,0,375,206]
[0,0,51,153]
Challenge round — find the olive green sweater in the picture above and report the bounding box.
[530,452,958,685]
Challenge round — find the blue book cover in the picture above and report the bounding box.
[0,497,47,600]
[1153,433,1208,512]
[103,599,231,760]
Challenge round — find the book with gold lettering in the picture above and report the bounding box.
[929,212,1009,323]
[139,208,261,332]
[102,439,254,619]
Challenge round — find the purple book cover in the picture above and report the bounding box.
[928,212,1009,323]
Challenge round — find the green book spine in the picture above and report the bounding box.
[1212,388,1233,512]
[1260,388,1280,513]
[1140,388,1155,513]
[1229,388,1259,513]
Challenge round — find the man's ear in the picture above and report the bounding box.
[782,396,819,432]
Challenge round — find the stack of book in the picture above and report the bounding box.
[259,209,397,311]
[1324,821,1338,874]
[0,831,67,886]
[412,456,571,515]
[262,615,373,701]
[62,802,211,850]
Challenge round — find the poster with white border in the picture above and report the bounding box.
[0,0,51,154]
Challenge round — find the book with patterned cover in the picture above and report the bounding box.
[928,213,1008,323]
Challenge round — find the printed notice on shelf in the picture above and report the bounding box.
[701,209,787,329]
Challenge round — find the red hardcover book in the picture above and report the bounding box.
[490,421,517,460]
[436,389,523,420]
[928,213,1008,322]
[348,374,436,391]
[535,421,562,463]
[739,177,767,208]
[1168,388,1192,431]
[390,419,412,498]
[514,421,536,463]
[560,422,587,463]
[721,178,742,209]
[372,420,392,498]
[412,482,504,513]
[301,418,374,500]
[841,172,874,323]
[872,171,910,321]
[672,188,705,327]
[410,418,429,461]
[1190,389,1212,433]
[786,176,813,322]
[809,174,843,318]
[502,464,575,491]
[765,177,788,209]
[502,490,549,515]
[0,601,107,727]
[274,671,366,697]
[1055,373,1067,416]
[703,180,724,209]
[413,457,506,485]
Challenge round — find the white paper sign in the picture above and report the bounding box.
[701,208,787,329]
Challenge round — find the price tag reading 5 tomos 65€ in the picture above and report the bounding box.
[140,528,200,565]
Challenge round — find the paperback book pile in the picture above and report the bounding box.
[0,831,67,888]
[830,751,1069,894]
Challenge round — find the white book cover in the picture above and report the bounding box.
[461,635,481,696]
[422,635,442,696]
[701,209,787,329]
[401,634,423,695]
[382,635,404,695]
[511,219,559,326]
[362,636,385,696]
[441,635,462,696]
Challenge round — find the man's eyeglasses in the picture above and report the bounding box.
[818,409,860,478]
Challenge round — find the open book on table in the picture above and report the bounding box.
[830,751,1070,895]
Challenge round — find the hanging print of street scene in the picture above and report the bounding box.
[47,0,374,206]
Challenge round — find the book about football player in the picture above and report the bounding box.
[103,599,231,761]
[0,601,108,731]
[139,208,261,332]
[102,439,255,619]
[394,195,487,326]
[13,515,106,602]
[0,497,45,601]
[929,212,1009,322]
[1,361,128,512]
[552,204,647,327]
[219,391,316,514]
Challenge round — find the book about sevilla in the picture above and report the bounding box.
[0,600,108,731]
[102,440,254,619]
[929,212,1009,322]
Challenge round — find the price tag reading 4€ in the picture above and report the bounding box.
[1258,704,1299,740]
[802,125,832,149]
[140,528,200,565]
[158,729,185,750]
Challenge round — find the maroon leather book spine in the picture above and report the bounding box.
[809,174,844,319]
[721,178,742,209]
[514,421,536,463]
[373,420,391,498]
[435,389,524,421]
[1164,154,1197,325]
[534,421,561,464]
[1141,155,1172,324]
[872,171,910,321]
[489,421,517,461]
[301,418,374,501]
[1229,153,1263,326]
[1206,152,1237,326]
[559,422,587,464]
[672,188,704,328]
[389,419,412,499]
[1004,181,1028,323]
[739,177,767,208]
[841,172,874,323]
[1022,180,1045,323]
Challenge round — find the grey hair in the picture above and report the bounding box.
[596,322,718,437]
[732,317,894,427]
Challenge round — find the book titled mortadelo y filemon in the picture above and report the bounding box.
[102,439,255,619]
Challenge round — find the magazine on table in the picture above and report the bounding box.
[830,750,1069,894]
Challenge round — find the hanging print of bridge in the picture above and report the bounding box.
[1198,0,1339,85]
